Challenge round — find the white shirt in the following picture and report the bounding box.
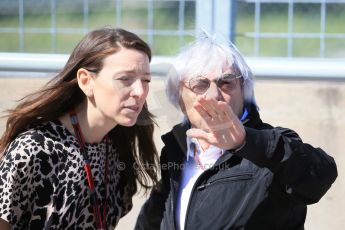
[175,137,223,230]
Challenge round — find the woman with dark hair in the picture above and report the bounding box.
[0,27,158,229]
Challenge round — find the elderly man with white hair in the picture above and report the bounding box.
[135,33,337,230]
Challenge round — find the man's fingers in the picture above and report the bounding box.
[186,128,210,141]
[218,101,236,120]
[197,96,219,118]
[194,103,212,121]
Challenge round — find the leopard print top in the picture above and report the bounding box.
[0,120,132,229]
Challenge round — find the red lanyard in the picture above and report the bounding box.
[69,111,108,230]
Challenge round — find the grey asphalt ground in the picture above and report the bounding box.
[0,77,344,229]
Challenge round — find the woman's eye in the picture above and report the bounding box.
[113,76,151,87]
[115,76,128,81]
[114,77,134,86]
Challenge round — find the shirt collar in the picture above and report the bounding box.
[186,136,223,162]
[186,136,195,161]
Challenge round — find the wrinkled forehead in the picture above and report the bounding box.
[132,59,151,73]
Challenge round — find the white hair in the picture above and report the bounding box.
[165,31,257,109]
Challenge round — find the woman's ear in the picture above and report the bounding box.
[77,68,94,97]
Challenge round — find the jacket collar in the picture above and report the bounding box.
[243,103,263,129]
[161,121,190,155]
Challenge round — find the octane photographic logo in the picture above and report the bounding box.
[115,161,230,172]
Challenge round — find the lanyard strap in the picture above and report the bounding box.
[69,111,108,230]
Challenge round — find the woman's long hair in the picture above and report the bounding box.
[0,27,158,194]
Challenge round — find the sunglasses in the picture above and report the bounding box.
[184,74,243,94]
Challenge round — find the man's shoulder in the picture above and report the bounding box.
[161,122,188,141]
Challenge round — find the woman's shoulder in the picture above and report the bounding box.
[31,119,73,141]
[6,120,74,157]
[1,120,77,176]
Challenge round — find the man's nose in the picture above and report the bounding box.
[204,81,222,100]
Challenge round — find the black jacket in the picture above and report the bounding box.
[135,105,337,230]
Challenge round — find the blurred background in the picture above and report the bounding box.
[0,0,344,229]
[1,0,345,57]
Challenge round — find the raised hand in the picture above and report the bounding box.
[186,95,246,150]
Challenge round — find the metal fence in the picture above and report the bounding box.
[235,0,345,58]
[1,0,345,58]
[0,0,196,55]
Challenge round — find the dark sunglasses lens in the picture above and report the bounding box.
[218,74,241,92]
[218,79,237,91]
[222,74,238,80]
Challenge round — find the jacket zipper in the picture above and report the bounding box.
[170,180,177,230]
[183,169,212,230]
[183,172,253,229]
